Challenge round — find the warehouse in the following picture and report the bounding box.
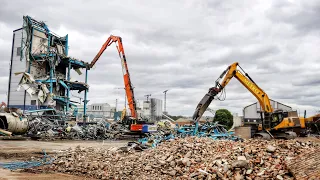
[243,99,292,124]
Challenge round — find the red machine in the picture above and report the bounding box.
[0,102,6,109]
[89,35,143,132]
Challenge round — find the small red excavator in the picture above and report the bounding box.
[89,35,146,134]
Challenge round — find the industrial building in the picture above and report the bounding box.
[142,98,163,121]
[7,16,90,117]
[76,103,116,120]
[243,99,292,124]
[231,113,243,129]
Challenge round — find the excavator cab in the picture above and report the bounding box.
[270,110,286,129]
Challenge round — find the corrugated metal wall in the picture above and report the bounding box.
[8,28,69,111]
[8,29,30,108]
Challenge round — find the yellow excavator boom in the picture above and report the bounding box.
[192,62,301,139]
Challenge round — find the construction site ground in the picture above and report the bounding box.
[0,137,319,179]
[0,139,128,180]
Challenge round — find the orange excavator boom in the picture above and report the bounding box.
[89,35,137,119]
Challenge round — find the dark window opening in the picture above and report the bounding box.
[0,116,8,129]
[17,47,21,56]
[31,100,37,105]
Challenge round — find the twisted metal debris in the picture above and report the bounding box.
[138,121,242,148]
[26,109,114,140]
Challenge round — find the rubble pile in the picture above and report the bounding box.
[43,137,319,179]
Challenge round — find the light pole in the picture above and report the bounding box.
[163,89,168,115]
[115,98,118,112]
[144,94,151,102]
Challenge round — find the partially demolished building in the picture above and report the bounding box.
[7,16,89,118]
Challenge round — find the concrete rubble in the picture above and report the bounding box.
[285,150,320,179]
[33,136,319,179]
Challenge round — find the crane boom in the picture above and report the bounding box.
[89,35,137,119]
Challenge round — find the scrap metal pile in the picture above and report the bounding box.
[33,137,319,179]
[27,118,113,140]
[25,109,113,140]
[138,121,241,148]
[24,113,240,142]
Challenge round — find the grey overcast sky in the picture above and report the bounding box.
[0,0,319,116]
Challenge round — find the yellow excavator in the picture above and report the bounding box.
[192,62,304,140]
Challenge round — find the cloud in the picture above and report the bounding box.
[0,0,319,117]
[266,0,320,34]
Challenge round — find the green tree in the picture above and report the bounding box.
[213,109,233,130]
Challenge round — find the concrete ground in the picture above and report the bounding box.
[0,139,128,180]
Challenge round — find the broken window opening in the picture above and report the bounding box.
[0,116,8,129]
[17,47,21,56]
[31,100,37,105]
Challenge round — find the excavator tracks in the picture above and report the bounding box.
[253,131,297,140]
[253,132,272,140]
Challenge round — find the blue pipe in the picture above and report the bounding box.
[47,33,53,93]
[65,34,68,56]
[83,68,88,124]
[28,28,34,73]
[193,121,199,136]
[58,80,68,91]
[49,63,53,93]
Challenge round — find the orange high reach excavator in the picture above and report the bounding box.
[89,35,144,133]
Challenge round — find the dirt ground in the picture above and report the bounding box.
[0,139,128,180]
[0,169,95,180]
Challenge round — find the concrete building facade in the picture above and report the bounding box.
[7,28,29,109]
[77,103,115,120]
[150,98,163,121]
[142,100,151,119]
[7,16,89,115]
[142,98,163,121]
[231,113,243,129]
